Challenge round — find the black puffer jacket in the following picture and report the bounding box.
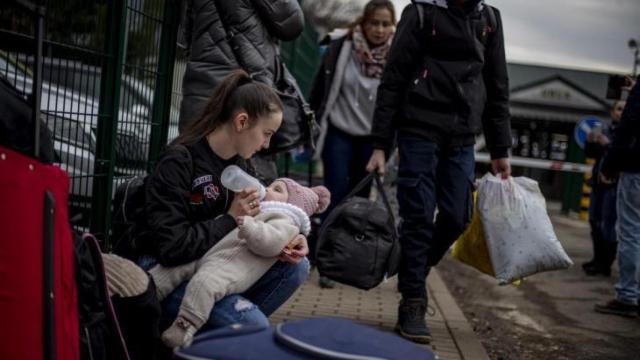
[179,0,304,129]
[137,138,255,266]
[371,0,511,159]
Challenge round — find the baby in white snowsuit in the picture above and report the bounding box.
[149,178,330,348]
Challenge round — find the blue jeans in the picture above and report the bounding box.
[321,125,373,219]
[588,185,618,269]
[140,256,309,330]
[396,133,475,299]
[615,173,640,305]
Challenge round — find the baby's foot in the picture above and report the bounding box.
[162,316,197,349]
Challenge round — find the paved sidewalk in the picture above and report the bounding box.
[270,268,489,360]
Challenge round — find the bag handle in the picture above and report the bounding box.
[340,172,397,234]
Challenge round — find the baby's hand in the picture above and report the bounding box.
[281,241,296,255]
[236,216,245,226]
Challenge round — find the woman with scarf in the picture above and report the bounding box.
[309,0,395,288]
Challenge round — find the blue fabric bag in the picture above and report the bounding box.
[174,317,435,359]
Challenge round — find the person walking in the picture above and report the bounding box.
[595,77,640,318]
[366,0,512,343]
[582,100,625,276]
[134,71,311,336]
[309,0,396,288]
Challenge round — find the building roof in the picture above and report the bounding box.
[508,62,611,102]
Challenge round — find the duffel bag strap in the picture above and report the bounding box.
[340,173,397,231]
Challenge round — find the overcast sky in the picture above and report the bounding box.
[391,0,640,74]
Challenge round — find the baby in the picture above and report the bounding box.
[149,178,330,348]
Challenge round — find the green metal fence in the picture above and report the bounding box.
[0,0,319,246]
[0,0,181,247]
[280,16,321,98]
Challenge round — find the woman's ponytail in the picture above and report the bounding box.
[172,70,282,146]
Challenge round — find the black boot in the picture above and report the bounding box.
[395,298,432,344]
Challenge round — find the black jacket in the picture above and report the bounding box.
[601,81,640,176]
[179,0,304,129]
[309,36,348,126]
[371,0,511,158]
[584,124,616,188]
[138,138,253,266]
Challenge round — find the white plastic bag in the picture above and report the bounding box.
[477,173,573,284]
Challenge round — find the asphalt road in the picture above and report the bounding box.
[438,213,640,360]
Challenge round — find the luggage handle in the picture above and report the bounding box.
[341,172,397,234]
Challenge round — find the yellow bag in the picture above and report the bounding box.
[451,192,494,276]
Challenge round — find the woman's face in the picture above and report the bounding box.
[363,8,394,47]
[611,100,626,123]
[264,180,289,202]
[235,110,283,159]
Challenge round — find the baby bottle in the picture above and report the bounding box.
[220,165,266,201]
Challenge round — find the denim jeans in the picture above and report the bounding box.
[396,132,475,299]
[615,172,640,305]
[588,185,618,269]
[140,256,310,330]
[321,125,373,219]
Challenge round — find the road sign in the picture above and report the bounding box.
[574,117,604,149]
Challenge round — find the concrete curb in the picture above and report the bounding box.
[429,269,491,360]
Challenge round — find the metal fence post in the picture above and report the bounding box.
[148,0,179,171]
[91,0,127,244]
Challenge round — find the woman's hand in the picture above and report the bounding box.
[278,234,309,264]
[227,188,261,218]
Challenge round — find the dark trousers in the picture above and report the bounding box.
[588,184,618,270]
[312,126,372,265]
[396,132,474,299]
[321,125,373,218]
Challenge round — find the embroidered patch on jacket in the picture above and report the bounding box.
[203,183,220,200]
[192,175,213,189]
[190,192,204,205]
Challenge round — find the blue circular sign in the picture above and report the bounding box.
[574,117,604,149]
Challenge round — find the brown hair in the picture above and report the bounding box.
[172,69,283,146]
[349,0,396,35]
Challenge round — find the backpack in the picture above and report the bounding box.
[111,145,193,259]
[262,59,319,154]
[316,173,400,290]
[414,0,497,33]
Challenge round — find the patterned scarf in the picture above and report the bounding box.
[351,25,393,78]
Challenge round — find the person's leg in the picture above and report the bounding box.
[348,137,374,198]
[318,126,353,288]
[585,187,605,270]
[162,258,244,348]
[162,283,270,332]
[614,173,640,305]
[428,145,475,267]
[395,132,439,343]
[321,126,354,219]
[600,186,619,272]
[241,258,310,316]
[140,257,271,332]
[595,173,640,317]
[148,261,198,300]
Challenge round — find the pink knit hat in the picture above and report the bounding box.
[276,178,331,216]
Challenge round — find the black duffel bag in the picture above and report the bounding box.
[316,173,400,290]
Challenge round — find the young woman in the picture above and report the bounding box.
[136,70,310,332]
[309,0,395,287]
